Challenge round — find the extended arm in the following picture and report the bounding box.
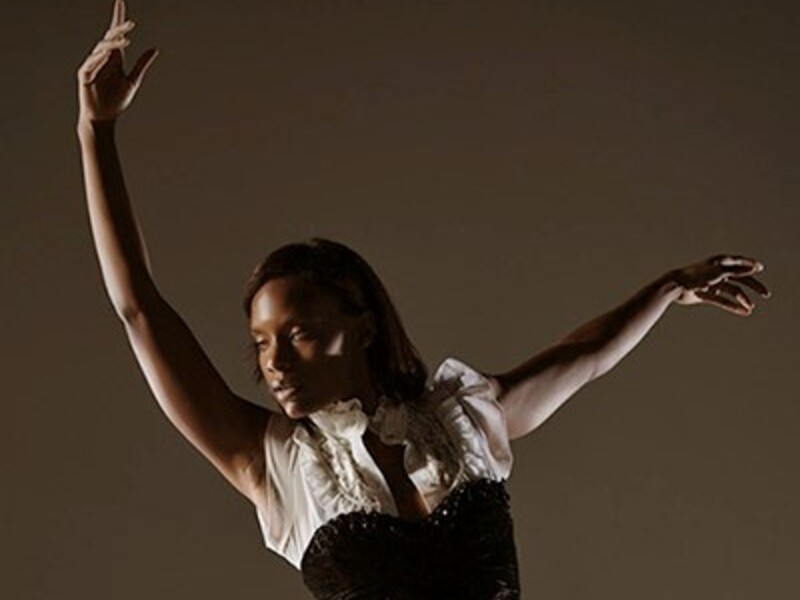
[77,0,269,503]
[490,256,770,441]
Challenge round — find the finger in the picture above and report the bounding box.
[716,254,758,267]
[80,44,115,72]
[733,275,771,298]
[696,288,752,316]
[716,255,764,274]
[80,47,109,72]
[129,48,159,88]
[81,51,113,85]
[104,19,135,41]
[111,0,127,30]
[92,37,130,55]
[110,0,123,29]
[717,281,755,311]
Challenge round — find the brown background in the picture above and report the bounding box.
[2,0,798,598]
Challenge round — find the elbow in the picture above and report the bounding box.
[108,288,147,323]
[112,291,159,324]
[563,340,604,377]
[115,302,143,323]
[109,278,162,324]
[582,341,622,382]
[559,340,606,384]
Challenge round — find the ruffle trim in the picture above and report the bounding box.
[292,422,383,517]
[430,357,513,482]
[289,357,512,522]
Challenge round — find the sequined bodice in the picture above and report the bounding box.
[300,478,520,600]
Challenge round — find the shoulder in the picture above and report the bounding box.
[425,356,514,480]
[427,356,503,404]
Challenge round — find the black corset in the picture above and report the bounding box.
[300,477,520,600]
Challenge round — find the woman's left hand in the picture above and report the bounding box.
[670,254,771,315]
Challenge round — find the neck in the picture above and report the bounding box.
[347,356,381,416]
[350,382,380,416]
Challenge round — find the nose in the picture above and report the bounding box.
[264,338,295,374]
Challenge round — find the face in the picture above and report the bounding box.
[249,275,374,419]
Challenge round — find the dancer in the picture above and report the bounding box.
[76,2,770,598]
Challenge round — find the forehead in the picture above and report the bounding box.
[249,276,342,330]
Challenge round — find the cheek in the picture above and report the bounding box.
[308,331,363,383]
[283,336,335,364]
[323,330,346,356]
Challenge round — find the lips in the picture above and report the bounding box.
[272,381,302,400]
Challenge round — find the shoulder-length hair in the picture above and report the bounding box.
[241,238,428,404]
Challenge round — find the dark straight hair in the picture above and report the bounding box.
[242,238,428,404]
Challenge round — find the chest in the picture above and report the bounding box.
[362,430,432,520]
[299,399,475,523]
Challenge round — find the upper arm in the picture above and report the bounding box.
[122,294,269,504]
[489,341,598,441]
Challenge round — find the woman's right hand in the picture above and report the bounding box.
[77,0,158,125]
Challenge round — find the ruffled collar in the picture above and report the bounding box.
[307,395,408,446]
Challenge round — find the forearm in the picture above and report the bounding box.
[78,118,157,319]
[496,258,767,439]
[560,271,683,380]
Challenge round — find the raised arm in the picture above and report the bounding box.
[489,255,770,441]
[77,0,269,503]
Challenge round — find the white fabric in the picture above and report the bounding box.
[253,356,514,570]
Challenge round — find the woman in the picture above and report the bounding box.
[76,2,770,598]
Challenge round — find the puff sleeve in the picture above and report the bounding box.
[430,357,514,481]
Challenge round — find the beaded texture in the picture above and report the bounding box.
[301,478,521,600]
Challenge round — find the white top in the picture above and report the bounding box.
[253,356,514,570]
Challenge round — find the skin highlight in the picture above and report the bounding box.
[249,276,380,419]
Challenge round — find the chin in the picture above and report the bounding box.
[281,395,339,420]
[280,402,308,420]
[280,398,327,420]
